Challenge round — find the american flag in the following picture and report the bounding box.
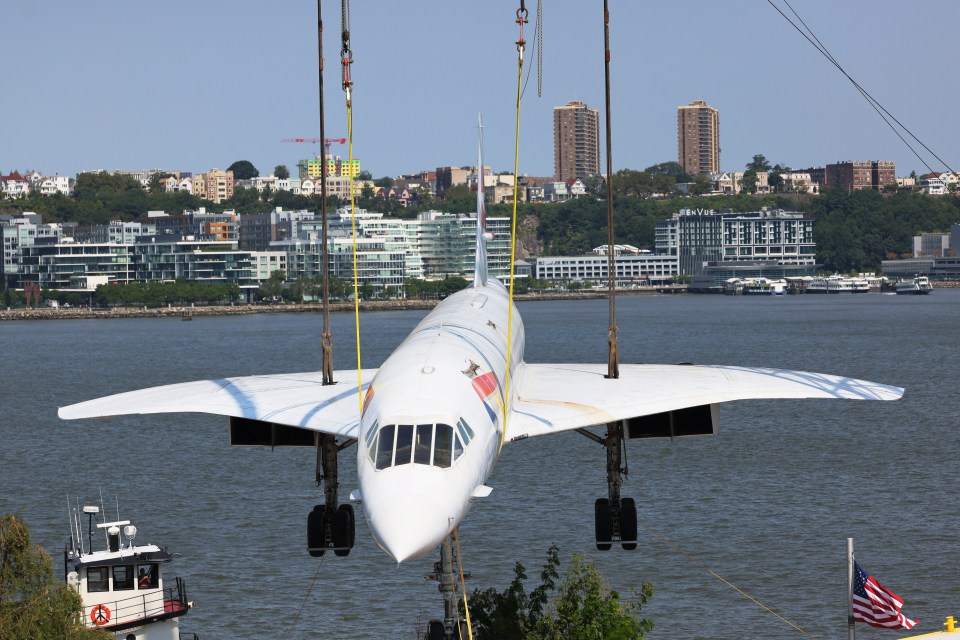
[852,561,918,629]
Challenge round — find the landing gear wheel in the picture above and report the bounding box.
[332,503,355,557]
[619,498,637,551]
[594,498,612,551]
[307,505,327,557]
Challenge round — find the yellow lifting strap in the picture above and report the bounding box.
[501,3,528,453]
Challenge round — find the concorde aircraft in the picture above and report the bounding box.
[59,127,904,563]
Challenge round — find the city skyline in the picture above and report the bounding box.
[2,1,958,180]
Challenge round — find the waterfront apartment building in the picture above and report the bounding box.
[553,100,600,181]
[824,161,896,191]
[677,100,720,176]
[656,208,816,276]
[16,237,260,292]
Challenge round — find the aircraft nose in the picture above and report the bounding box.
[368,494,452,563]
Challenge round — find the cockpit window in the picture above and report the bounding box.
[414,424,433,465]
[375,424,396,470]
[434,424,452,468]
[372,422,466,469]
[395,425,414,466]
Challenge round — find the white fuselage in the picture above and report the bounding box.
[356,278,523,562]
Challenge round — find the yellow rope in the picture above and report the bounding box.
[637,517,818,638]
[454,528,474,640]
[346,91,363,413]
[501,25,525,453]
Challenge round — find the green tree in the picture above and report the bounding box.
[259,269,286,301]
[274,164,290,180]
[0,514,110,640]
[741,169,759,194]
[767,172,784,193]
[227,160,259,180]
[468,545,653,640]
[746,154,771,171]
[358,170,373,180]
[374,176,394,188]
[643,161,691,183]
[689,174,713,196]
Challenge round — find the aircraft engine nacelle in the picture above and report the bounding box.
[229,416,318,447]
[624,403,718,439]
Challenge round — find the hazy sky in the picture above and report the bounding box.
[3,1,957,180]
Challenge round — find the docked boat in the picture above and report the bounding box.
[65,502,197,640]
[895,276,933,295]
[805,275,855,294]
[741,277,788,295]
[897,615,959,638]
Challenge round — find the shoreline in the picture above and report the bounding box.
[2,282,955,320]
[0,289,660,321]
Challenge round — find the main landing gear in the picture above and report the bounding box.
[307,434,357,557]
[578,421,637,551]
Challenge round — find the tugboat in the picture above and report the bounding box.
[64,502,197,640]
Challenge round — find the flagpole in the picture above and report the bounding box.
[848,538,856,640]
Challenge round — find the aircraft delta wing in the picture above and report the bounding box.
[58,362,904,443]
[506,362,904,441]
[57,370,378,440]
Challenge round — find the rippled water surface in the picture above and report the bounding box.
[2,290,958,639]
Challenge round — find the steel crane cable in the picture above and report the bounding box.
[602,0,618,380]
[767,0,956,179]
[502,1,528,454]
[317,0,334,385]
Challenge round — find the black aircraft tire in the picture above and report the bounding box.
[307,505,327,557]
[620,498,638,551]
[333,504,355,557]
[594,498,612,551]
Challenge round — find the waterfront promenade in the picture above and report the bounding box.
[0,289,660,321]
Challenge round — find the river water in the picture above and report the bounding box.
[2,290,958,639]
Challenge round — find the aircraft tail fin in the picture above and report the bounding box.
[473,114,488,288]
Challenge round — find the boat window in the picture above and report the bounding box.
[434,424,452,468]
[87,566,109,593]
[113,565,134,591]
[395,424,414,466]
[414,424,433,465]
[375,425,395,470]
[137,564,158,590]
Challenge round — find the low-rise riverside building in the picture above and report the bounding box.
[533,254,678,286]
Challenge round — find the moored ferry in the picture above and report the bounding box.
[805,275,855,293]
[65,502,197,640]
[895,276,934,295]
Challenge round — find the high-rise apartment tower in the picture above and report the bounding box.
[553,100,600,181]
[677,100,720,176]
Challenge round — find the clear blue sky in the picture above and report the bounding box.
[3,0,957,180]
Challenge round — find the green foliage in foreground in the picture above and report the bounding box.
[404,276,470,299]
[468,545,653,640]
[93,280,241,307]
[0,514,110,640]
